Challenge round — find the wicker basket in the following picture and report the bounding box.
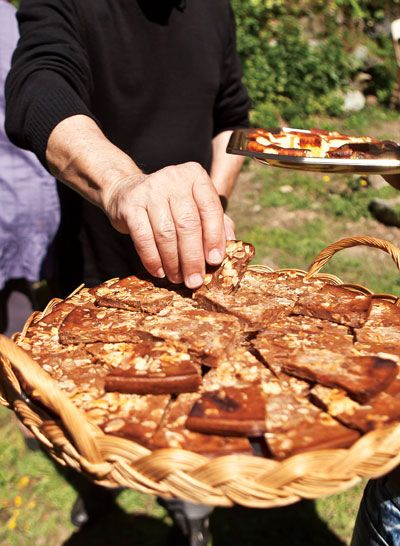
[1,236,400,509]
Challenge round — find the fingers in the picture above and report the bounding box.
[147,200,182,284]
[169,194,204,288]
[116,163,227,288]
[127,207,165,278]
[191,167,226,266]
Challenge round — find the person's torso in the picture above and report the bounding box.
[75,0,231,173]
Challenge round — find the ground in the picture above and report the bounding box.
[0,107,399,546]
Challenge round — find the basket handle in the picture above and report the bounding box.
[305,236,400,306]
[0,335,102,463]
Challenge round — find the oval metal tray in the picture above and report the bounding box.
[227,129,400,175]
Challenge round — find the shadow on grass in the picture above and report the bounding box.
[63,508,170,546]
[62,499,346,546]
[212,501,347,546]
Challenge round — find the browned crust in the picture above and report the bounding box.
[150,393,253,456]
[93,276,175,313]
[105,373,201,395]
[282,352,398,403]
[186,386,266,437]
[311,383,400,433]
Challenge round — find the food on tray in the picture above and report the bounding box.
[91,276,175,313]
[201,239,255,293]
[311,383,400,432]
[151,393,253,455]
[253,315,353,375]
[246,127,400,160]
[281,350,397,403]
[354,299,400,361]
[16,239,400,461]
[59,305,153,344]
[76,392,170,445]
[262,376,359,459]
[292,284,372,327]
[187,384,267,436]
[195,270,326,331]
[98,340,201,395]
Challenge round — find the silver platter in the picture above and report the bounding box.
[227,129,400,175]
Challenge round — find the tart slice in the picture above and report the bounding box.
[91,276,176,314]
[292,284,372,328]
[355,299,400,361]
[198,240,255,294]
[87,340,201,395]
[261,376,359,459]
[311,383,400,433]
[58,305,152,344]
[151,393,252,456]
[77,392,170,447]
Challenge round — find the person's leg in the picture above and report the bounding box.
[158,497,213,546]
[60,467,121,527]
[351,473,400,546]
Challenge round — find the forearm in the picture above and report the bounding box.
[46,115,143,210]
[210,130,245,199]
[46,115,226,288]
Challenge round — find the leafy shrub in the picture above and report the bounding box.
[232,0,399,126]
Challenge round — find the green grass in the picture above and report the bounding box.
[235,145,400,295]
[256,169,398,222]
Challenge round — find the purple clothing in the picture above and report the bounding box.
[0,0,59,289]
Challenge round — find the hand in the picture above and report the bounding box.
[105,162,226,288]
[383,175,400,191]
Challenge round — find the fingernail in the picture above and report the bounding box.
[171,274,183,284]
[186,273,203,289]
[208,248,223,264]
[155,268,165,278]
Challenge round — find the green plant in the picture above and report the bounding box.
[232,1,399,125]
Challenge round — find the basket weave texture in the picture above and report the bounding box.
[1,236,400,509]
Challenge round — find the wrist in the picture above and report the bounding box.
[101,171,147,215]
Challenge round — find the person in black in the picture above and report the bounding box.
[5,1,250,544]
[6,0,250,293]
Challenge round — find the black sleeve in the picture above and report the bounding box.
[5,0,96,167]
[212,6,251,137]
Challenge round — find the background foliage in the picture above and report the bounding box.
[231,0,400,125]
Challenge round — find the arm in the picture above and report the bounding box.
[210,6,250,239]
[211,130,245,200]
[47,115,226,288]
[6,0,226,289]
[210,130,245,240]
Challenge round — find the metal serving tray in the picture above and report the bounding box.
[227,129,400,175]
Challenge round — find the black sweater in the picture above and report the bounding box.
[5,0,250,173]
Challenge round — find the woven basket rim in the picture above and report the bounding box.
[0,235,400,508]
